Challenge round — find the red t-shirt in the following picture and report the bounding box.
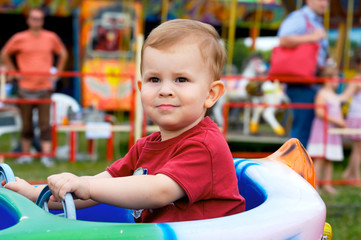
[106,117,245,223]
[2,30,65,91]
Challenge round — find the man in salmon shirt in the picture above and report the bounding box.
[1,7,68,167]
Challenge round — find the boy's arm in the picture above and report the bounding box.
[89,174,186,209]
[48,171,112,210]
[3,177,44,202]
[3,171,113,210]
[48,173,186,210]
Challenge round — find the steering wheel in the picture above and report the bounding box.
[0,163,16,187]
[36,185,77,220]
[0,163,76,220]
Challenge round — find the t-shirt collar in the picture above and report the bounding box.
[144,117,212,149]
[302,5,323,23]
[27,29,44,37]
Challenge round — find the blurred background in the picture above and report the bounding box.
[0,1,361,238]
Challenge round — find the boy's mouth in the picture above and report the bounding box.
[156,104,178,110]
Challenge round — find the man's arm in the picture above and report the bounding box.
[50,48,67,83]
[279,28,326,48]
[55,48,68,72]
[1,50,17,71]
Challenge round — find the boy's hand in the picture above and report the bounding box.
[4,177,39,202]
[47,173,91,202]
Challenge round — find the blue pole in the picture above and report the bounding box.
[72,7,81,104]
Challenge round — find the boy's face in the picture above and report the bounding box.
[140,42,217,135]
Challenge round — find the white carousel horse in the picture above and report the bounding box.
[212,54,289,135]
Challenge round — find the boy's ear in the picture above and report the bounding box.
[204,80,225,108]
[137,80,142,91]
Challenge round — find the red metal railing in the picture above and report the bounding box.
[0,70,136,162]
[1,70,360,185]
[223,102,328,159]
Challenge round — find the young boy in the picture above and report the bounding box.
[4,19,245,223]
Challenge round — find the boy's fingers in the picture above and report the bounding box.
[48,175,65,199]
[49,195,60,202]
[48,174,71,200]
[59,190,67,200]
[59,181,74,200]
[4,181,17,191]
[2,176,20,187]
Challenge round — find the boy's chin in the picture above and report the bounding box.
[156,121,187,132]
[157,123,181,131]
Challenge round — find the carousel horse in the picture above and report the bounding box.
[212,54,289,135]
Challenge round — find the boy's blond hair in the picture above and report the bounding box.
[141,19,226,80]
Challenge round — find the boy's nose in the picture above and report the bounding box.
[159,82,174,97]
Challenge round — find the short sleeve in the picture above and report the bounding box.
[2,34,21,55]
[51,33,66,54]
[156,140,212,205]
[106,141,140,177]
[277,11,306,37]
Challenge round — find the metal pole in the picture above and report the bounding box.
[161,0,169,23]
[343,0,354,72]
[324,3,330,38]
[226,0,237,75]
[250,1,263,51]
[0,71,5,100]
[134,34,144,142]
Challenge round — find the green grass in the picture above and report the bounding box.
[322,185,361,239]
[8,160,111,180]
[320,162,361,239]
[2,135,361,238]
[1,132,130,180]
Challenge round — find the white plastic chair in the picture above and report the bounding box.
[51,93,81,125]
[50,93,82,160]
[0,110,22,150]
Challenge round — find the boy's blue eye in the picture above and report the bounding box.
[176,77,188,83]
